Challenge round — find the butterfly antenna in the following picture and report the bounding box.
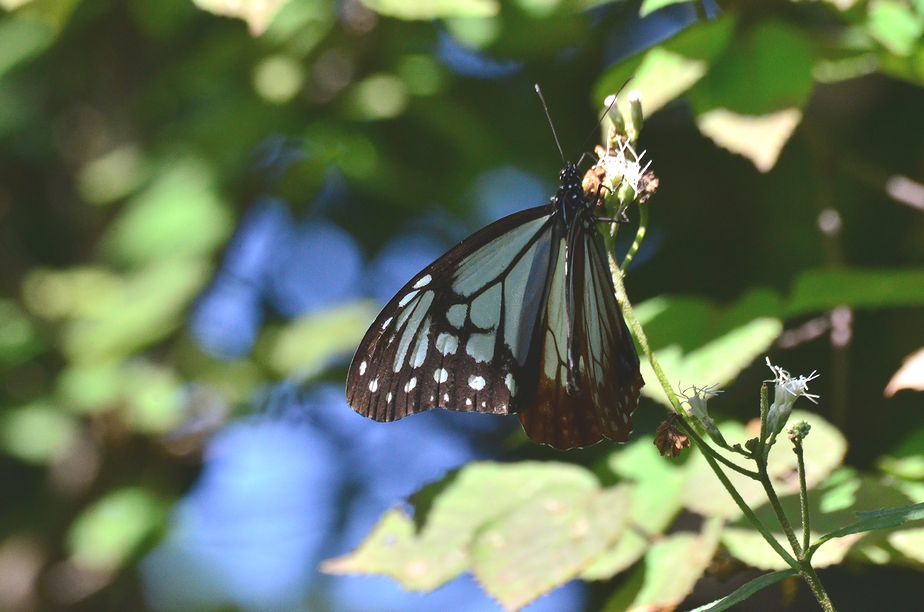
[578,77,633,155]
[534,84,565,163]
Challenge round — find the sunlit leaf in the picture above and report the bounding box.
[889,527,924,564]
[0,401,78,464]
[67,488,166,573]
[689,569,798,612]
[259,300,378,376]
[639,0,692,17]
[57,362,123,414]
[582,437,687,580]
[360,0,498,19]
[689,21,813,171]
[119,361,185,433]
[867,0,923,57]
[723,476,911,570]
[877,426,924,479]
[193,0,292,35]
[787,268,924,315]
[636,293,782,407]
[101,158,232,267]
[884,347,924,396]
[323,462,600,591]
[695,107,802,172]
[473,484,632,610]
[0,298,42,367]
[0,15,54,78]
[603,518,723,611]
[61,261,210,363]
[682,411,847,519]
[594,17,735,114]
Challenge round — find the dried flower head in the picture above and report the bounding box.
[655,414,690,458]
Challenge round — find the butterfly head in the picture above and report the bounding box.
[554,162,588,216]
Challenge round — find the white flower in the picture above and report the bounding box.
[596,138,651,196]
[765,357,820,436]
[682,384,725,446]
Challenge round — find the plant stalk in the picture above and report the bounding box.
[795,440,811,552]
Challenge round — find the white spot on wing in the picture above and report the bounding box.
[447,304,467,328]
[505,373,516,396]
[410,317,430,368]
[386,392,392,403]
[470,284,501,330]
[468,375,486,390]
[413,274,432,289]
[435,333,459,356]
[359,361,367,375]
[404,377,417,392]
[398,290,420,308]
[466,333,495,363]
[368,378,378,392]
[434,368,449,383]
[382,317,393,330]
[393,291,434,372]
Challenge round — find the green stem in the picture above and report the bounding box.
[677,420,760,480]
[800,561,836,612]
[795,440,811,552]
[620,204,647,270]
[756,455,803,558]
[608,262,798,570]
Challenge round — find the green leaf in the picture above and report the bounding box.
[603,518,723,611]
[0,15,54,79]
[101,158,232,267]
[877,425,924,480]
[193,0,292,35]
[0,401,78,464]
[639,0,692,17]
[323,462,600,591]
[695,107,802,172]
[682,411,846,519]
[0,298,42,367]
[67,487,166,573]
[259,301,379,377]
[889,527,924,564]
[61,261,210,363]
[689,21,814,171]
[594,17,735,115]
[582,437,687,580]
[360,0,498,19]
[815,501,924,548]
[473,485,632,610]
[787,268,924,315]
[688,569,798,612]
[636,292,782,408]
[867,0,923,57]
[690,21,814,115]
[724,476,911,570]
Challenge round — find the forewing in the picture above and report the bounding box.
[518,222,643,449]
[347,206,555,422]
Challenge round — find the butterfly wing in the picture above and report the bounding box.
[518,220,643,449]
[347,206,557,422]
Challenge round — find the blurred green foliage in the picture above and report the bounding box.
[0,0,923,609]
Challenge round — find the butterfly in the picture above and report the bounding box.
[345,151,644,450]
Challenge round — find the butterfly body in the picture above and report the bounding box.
[346,161,643,449]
